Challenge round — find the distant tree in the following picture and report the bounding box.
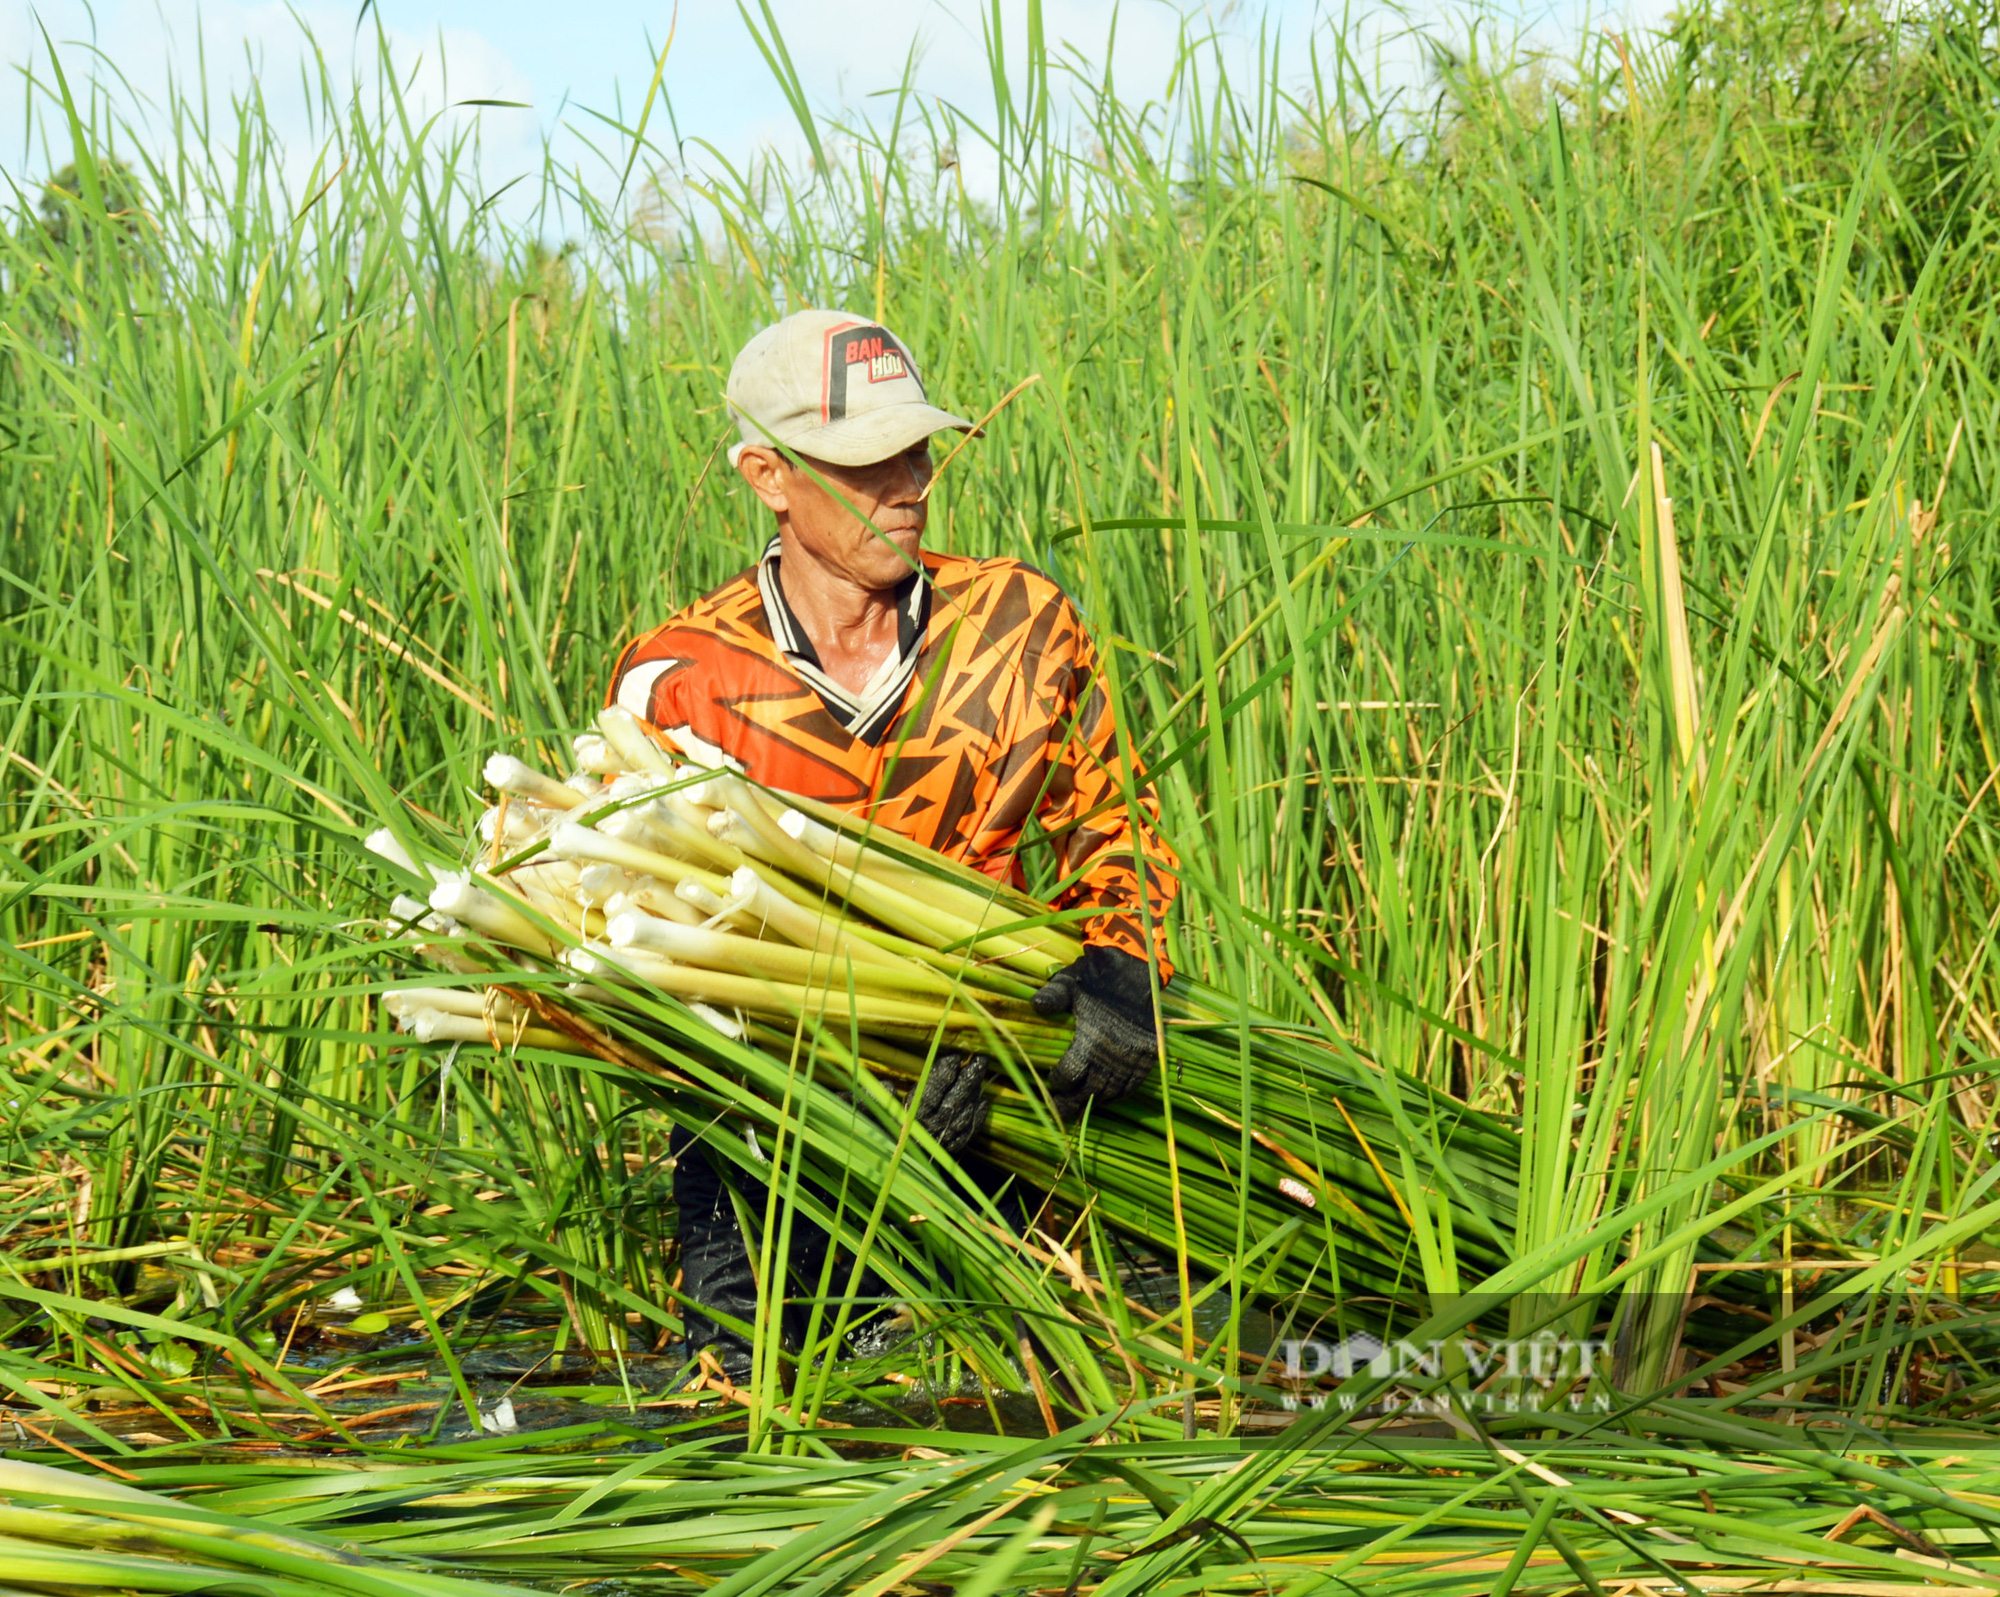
[7,156,152,357]
[1665,0,1999,276]
[36,155,147,250]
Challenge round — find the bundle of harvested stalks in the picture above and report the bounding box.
[366,708,1521,1307]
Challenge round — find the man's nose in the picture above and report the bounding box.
[895,448,932,500]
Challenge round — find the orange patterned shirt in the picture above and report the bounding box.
[606,541,1176,973]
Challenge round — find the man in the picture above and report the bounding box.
[606,308,1178,1375]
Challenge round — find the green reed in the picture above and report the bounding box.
[3,0,2000,1563]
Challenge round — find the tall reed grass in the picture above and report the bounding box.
[6,0,2000,1581]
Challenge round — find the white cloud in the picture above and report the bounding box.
[624,0,1664,216]
[1,1,539,223]
[0,0,1676,235]
[616,0,1331,229]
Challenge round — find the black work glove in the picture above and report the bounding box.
[908,1049,990,1154]
[1031,944,1163,1120]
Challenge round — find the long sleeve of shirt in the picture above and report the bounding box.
[1026,605,1177,973]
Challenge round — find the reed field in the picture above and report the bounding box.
[6,0,2000,1588]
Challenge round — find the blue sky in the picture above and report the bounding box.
[2,0,1660,226]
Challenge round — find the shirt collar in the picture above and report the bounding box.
[754,536,932,743]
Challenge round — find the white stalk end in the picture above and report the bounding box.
[485,754,584,811]
[386,987,511,1022]
[689,1003,745,1041]
[605,910,649,948]
[788,810,845,857]
[598,808,647,841]
[677,770,724,808]
[676,879,726,914]
[571,733,619,775]
[597,707,676,775]
[426,874,549,952]
[365,828,419,875]
[543,822,592,862]
[411,1010,461,1044]
[605,772,665,801]
[575,864,630,902]
[390,894,456,936]
[477,807,538,847]
[427,874,476,920]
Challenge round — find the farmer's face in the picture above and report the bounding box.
[738,440,933,593]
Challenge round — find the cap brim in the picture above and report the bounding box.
[743,403,975,469]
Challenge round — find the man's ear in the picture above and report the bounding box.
[736,444,791,514]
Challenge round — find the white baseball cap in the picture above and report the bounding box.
[724,309,973,469]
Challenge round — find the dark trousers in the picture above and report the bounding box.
[669,1122,1028,1361]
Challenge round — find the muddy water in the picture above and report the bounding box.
[11,1257,1289,1452]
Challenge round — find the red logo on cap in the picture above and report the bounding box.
[821,322,916,423]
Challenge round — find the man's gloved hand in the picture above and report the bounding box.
[909,1050,990,1154]
[1031,944,1163,1120]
